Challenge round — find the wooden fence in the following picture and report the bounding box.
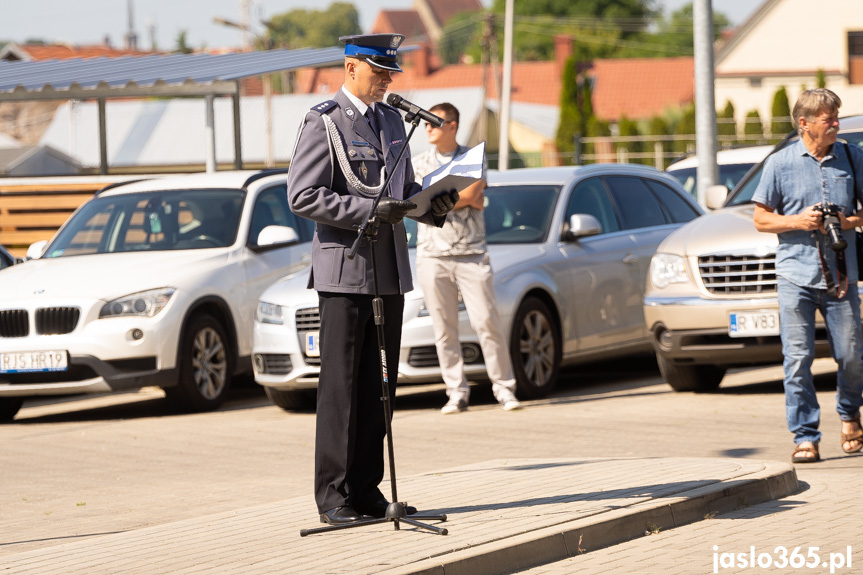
[0,176,145,257]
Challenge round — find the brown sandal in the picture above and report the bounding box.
[791,443,820,464]
[841,416,863,454]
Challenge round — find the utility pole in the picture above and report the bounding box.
[694,0,718,209]
[125,0,138,50]
[498,0,514,171]
[479,14,491,144]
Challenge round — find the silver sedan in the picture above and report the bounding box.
[253,164,702,410]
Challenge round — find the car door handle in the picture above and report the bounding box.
[622,254,638,265]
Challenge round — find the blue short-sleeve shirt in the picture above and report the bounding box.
[752,139,863,288]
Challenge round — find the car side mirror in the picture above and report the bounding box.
[25,240,48,260]
[706,184,729,210]
[252,225,299,252]
[562,214,602,241]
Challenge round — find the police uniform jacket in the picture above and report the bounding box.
[288,89,440,295]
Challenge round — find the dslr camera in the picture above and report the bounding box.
[814,201,848,252]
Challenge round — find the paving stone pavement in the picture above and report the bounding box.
[522,467,862,575]
[0,457,797,575]
[2,357,861,574]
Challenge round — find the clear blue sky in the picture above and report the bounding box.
[2,0,760,52]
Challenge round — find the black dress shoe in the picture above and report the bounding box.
[354,498,418,518]
[320,505,363,525]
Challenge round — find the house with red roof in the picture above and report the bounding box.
[293,33,695,165]
[715,0,863,125]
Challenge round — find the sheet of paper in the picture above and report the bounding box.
[408,142,486,218]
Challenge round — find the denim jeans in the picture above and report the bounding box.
[777,277,863,445]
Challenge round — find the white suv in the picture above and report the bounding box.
[644,116,863,391]
[0,171,313,421]
[665,145,773,198]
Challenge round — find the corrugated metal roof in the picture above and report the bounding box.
[0,47,345,97]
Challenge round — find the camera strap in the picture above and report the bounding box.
[818,236,848,298]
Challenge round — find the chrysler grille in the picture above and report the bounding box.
[698,254,777,295]
[0,309,28,338]
[35,307,81,335]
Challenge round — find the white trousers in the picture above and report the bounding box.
[416,253,517,402]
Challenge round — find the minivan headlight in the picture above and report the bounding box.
[256,301,284,325]
[650,254,688,289]
[100,288,176,318]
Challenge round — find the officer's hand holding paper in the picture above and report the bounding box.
[430,189,459,217]
[407,142,485,218]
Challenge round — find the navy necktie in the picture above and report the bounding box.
[365,107,380,142]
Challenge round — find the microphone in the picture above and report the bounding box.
[386,94,445,127]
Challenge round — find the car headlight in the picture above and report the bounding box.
[650,253,689,289]
[99,288,176,318]
[256,301,284,325]
[417,293,466,317]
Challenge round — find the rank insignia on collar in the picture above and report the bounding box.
[349,149,357,157]
[345,107,355,119]
[360,162,368,179]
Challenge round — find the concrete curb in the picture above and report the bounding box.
[381,461,798,575]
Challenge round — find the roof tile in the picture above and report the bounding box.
[589,57,694,121]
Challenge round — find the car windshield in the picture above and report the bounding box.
[43,189,246,258]
[667,164,757,197]
[727,130,863,206]
[404,184,560,248]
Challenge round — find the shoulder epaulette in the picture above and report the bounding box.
[310,100,338,115]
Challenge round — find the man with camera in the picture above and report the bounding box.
[753,89,863,463]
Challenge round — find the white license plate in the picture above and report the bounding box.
[728,310,780,338]
[0,350,69,373]
[305,331,320,357]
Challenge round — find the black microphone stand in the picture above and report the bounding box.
[300,108,447,537]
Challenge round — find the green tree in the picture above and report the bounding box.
[646,115,671,169]
[816,69,826,88]
[744,110,764,143]
[175,30,193,54]
[439,12,484,65]
[717,100,736,146]
[673,104,696,154]
[556,54,599,163]
[634,2,731,57]
[770,87,793,142]
[556,57,584,157]
[617,115,642,164]
[266,3,360,49]
[482,0,657,61]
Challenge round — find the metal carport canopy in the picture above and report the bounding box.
[0,47,345,173]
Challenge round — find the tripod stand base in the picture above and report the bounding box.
[300,502,447,537]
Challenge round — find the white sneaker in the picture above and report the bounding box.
[498,391,522,411]
[441,397,468,414]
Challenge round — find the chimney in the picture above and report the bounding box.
[554,34,573,76]
[413,43,430,77]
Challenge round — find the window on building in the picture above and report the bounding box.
[849,31,863,84]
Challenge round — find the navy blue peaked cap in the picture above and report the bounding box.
[340,33,405,72]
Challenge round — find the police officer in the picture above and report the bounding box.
[287,33,459,525]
